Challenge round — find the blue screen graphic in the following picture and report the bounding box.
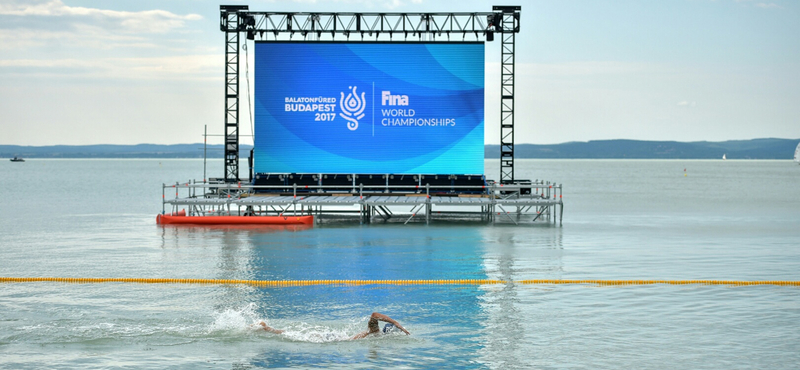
[254,42,484,175]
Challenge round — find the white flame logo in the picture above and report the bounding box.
[339,86,366,131]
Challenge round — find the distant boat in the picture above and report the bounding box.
[722,153,726,160]
[795,142,800,164]
[10,156,25,162]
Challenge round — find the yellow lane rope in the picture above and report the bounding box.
[1,277,798,287]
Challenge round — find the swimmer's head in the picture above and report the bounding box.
[368,318,380,332]
[383,323,396,333]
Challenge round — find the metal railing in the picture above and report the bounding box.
[161,179,563,225]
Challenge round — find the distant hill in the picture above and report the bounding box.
[0,144,253,158]
[485,138,799,159]
[2,139,797,159]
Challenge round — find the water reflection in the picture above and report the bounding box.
[477,226,564,368]
[159,224,313,248]
[156,223,565,367]
[242,225,492,367]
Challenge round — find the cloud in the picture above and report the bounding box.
[0,55,219,81]
[0,26,159,52]
[0,0,208,69]
[732,0,783,9]
[484,61,671,80]
[288,0,424,10]
[0,0,202,34]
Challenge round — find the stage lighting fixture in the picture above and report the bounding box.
[492,13,503,31]
[238,15,255,31]
[486,31,494,42]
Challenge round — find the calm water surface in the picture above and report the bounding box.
[1,159,799,369]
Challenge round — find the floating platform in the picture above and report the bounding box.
[159,180,563,226]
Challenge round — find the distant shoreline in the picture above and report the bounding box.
[2,138,798,160]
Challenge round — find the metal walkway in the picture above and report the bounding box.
[162,181,564,225]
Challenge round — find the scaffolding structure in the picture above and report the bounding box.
[163,180,563,226]
[218,5,521,184]
[165,5,568,226]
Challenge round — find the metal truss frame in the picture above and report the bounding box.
[220,5,247,183]
[219,5,521,183]
[498,6,519,184]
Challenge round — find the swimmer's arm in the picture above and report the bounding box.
[350,330,371,340]
[371,312,410,335]
[258,321,284,334]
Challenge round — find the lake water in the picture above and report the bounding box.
[1,159,799,369]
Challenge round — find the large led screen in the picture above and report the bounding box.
[254,42,484,174]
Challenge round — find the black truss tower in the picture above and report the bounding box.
[218,5,521,183]
[496,6,520,184]
[220,5,247,183]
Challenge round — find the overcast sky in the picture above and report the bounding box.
[1,0,798,146]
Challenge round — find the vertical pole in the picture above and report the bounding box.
[553,184,557,224]
[426,183,430,225]
[203,124,207,184]
[559,184,563,226]
[359,184,363,225]
[491,183,496,224]
[190,181,194,216]
[547,181,551,222]
[162,184,165,214]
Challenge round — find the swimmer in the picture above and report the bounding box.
[257,312,410,340]
[351,312,410,339]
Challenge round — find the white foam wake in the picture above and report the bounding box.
[208,303,260,334]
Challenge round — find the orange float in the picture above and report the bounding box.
[156,213,313,225]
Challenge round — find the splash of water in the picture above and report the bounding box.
[279,322,352,343]
[208,303,260,334]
